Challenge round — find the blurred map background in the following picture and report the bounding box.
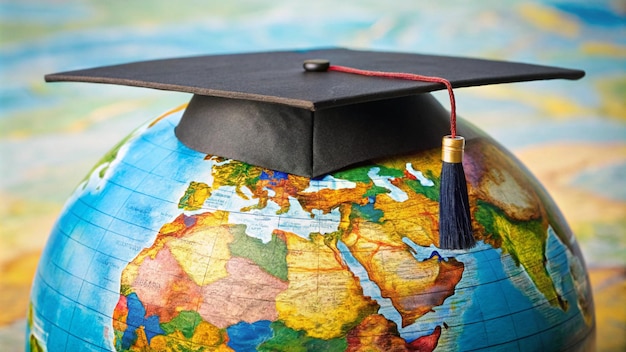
[0,0,624,350]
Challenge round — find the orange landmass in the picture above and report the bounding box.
[297,181,371,214]
[343,218,464,327]
[378,178,440,247]
[112,295,128,334]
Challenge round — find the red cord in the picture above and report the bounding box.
[328,65,457,138]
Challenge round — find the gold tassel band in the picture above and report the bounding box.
[441,135,465,163]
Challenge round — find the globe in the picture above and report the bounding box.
[27,104,595,351]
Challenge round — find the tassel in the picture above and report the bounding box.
[304,59,475,249]
[439,135,475,249]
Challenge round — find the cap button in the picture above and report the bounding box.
[303,59,330,72]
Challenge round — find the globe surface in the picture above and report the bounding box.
[28,105,594,351]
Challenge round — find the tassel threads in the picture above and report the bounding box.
[439,136,475,250]
[302,59,475,249]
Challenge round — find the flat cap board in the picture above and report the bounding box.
[45,48,585,176]
[45,48,584,111]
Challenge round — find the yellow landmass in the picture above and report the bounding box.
[160,219,188,236]
[208,160,315,214]
[178,181,211,210]
[490,209,567,310]
[122,211,230,287]
[148,335,170,350]
[517,2,579,37]
[167,224,233,286]
[376,147,440,173]
[375,179,439,247]
[343,218,464,327]
[208,157,263,200]
[276,231,378,339]
[470,141,571,309]
[373,149,443,246]
[191,321,228,347]
[131,326,149,350]
[314,151,465,327]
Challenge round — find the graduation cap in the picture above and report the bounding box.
[45,48,584,249]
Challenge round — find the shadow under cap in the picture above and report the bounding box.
[175,94,480,177]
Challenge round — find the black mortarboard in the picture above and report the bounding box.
[45,48,584,178]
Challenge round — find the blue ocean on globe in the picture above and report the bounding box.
[26,107,594,351]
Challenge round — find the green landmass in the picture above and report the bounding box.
[210,159,263,199]
[258,321,347,352]
[350,202,383,223]
[29,334,44,352]
[26,304,44,352]
[120,285,133,297]
[332,164,404,183]
[113,330,124,351]
[404,170,440,201]
[363,184,391,199]
[178,182,211,210]
[476,200,568,310]
[160,311,202,339]
[228,227,288,281]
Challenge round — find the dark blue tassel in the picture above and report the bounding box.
[439,136,475,249]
